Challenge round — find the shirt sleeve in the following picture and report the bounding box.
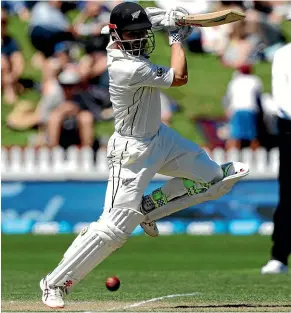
[129,61,174,89]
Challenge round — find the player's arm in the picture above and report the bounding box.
[165,9,191,87]
[170,42,188,87]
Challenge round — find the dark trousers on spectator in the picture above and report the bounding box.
[271,117,291,265]
[30,26,74,58]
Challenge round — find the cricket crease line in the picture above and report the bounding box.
[107,292,201,311]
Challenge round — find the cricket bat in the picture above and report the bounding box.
[175,9,245,27]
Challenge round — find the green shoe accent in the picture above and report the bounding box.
[151,188,168,208]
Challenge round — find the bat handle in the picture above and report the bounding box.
[175,18,186,26]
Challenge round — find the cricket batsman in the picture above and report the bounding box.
[40,2,249,308]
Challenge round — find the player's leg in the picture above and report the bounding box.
[40,137,160,307]
[140,126,249,221]
[40,205,143,308]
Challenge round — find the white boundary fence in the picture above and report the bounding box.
[1,146,279,181]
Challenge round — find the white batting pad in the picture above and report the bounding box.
[46,208,145,291]
[145,162,249,222]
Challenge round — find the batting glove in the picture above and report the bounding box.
[168,26,193,46]
[145,7,166,32]
[162,7,193,45]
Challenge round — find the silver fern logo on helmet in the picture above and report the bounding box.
[131,10,141,20]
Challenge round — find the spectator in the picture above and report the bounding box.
[244,1,288,61]
[79,45,109,88]
[200,0,243,55]
[45,68,95,148]
[222,64,262,150]
[73,1,110,37]
[29,1,75,59]
[73,84,112,123]
[220,20,260,68]
[1,9,25,104]
[73,1,109,86]
[43,41,77,82]
[1,0,31,21]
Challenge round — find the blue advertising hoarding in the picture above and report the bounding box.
[1,180,278,235]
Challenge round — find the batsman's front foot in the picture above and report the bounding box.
[40,277,65,308]
[261,260,288,274]
[140,194,162,237]
[140,220,159,237]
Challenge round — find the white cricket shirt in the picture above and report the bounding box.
[272,43,291,120]
[107,47,174,138]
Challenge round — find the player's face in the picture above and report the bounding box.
[120,29,155,56]
[122,30,147,41]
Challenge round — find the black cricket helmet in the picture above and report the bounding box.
[109,2,155,56]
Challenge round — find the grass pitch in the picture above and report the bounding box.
[2,235,291,312]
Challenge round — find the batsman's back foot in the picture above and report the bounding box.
[140,221,159,237]
[40,277,65,309]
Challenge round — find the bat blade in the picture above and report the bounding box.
[176,9,245,27]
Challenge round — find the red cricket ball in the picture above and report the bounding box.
[105,276,120,291]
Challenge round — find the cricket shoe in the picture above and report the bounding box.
[261,260,288,274]
[40,277,65,308]
[140,195,160,237]
[140,220,159,237]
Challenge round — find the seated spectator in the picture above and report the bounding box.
[73,1,109,86]
[7,67,80,141]
[1,9,24,104]
[220,20,260,68]
[73,84,112,124]
[79,41,109,88]
[222,64,262,150]
[73,1,110,37]
[199,23,232,55]
[1,0,31,21]
[29,1,75,59]
[245,1,288,62]
[43,41,77,82]
[39,69,91,148]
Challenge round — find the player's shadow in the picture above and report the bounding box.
[173,304,291,309]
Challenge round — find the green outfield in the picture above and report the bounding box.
[2,234,291,312]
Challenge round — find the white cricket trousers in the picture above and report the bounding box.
[103,124,222,213]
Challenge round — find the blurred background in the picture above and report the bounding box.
[2,0,291,236]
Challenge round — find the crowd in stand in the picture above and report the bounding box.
[1,0,290,151]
